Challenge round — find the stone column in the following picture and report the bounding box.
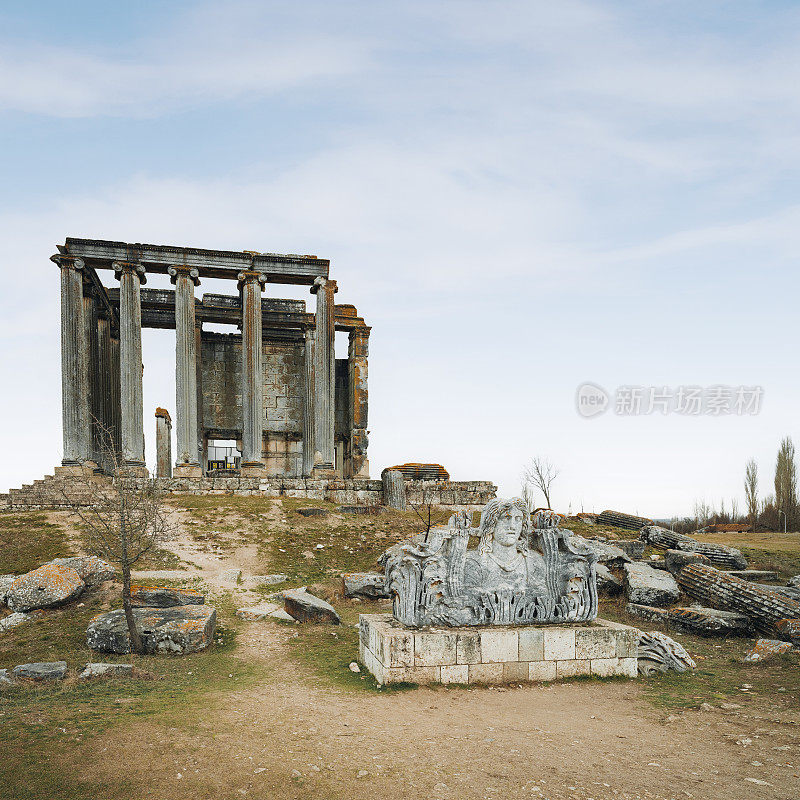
[382,469,407,510]
[195,319,205,475]
[113,261,147,475]
[155,408,173,478]
[302,326,316,476]
[96,314,114,471]
[238,270,266,475]
[347,327,370,478]
[311,277,337,474]
[109,330,122,463]
[168,266,202,478]
[51,254,92,468]
[82,286,101,466]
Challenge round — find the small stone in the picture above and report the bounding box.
[342,572,390,600]
[720,703,742,710]
[12,661,68,681]
[750,761,762,767]
[349,662,360,673]
[220,569,242,584]
[79,663,134,679]
[297,507,329,517]
[291,770,302,779]
[0,668,13,685]
[744,639,793,662]
[700,703,714,712]
[357,770,369,779]
[130,585,205,608]
[744,778,772,786]
[0,612,31,633]
[250,574,287,586]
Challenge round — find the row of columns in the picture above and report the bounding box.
[55,256,353,477]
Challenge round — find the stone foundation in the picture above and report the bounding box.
[358,613,639,685]
[8,473,496,510]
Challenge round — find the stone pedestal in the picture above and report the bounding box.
[359,614,639,685]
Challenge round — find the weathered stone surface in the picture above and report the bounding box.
[637,632,695,675]
[80,662,134,678]
[776,619,800,647]
[626,602,752,637]
[677,563,800,639]
[727,570,779,582]
[86,605,217,654]
[7,564,84,612]
[47,556,115,587]
[596,510,653,531]
[0,574,16,605]
[623,562,680,607]
[743,639,793,662]
[383,500,598,627]
[220,569,242,583]
[381,469,407,511]
[236,602,282,621]
[609,539,645,559]
[0,668,12,685]
[0,612,31,633]
[269,608,296,622]
[640,526,748,570]
[570,535,630,568]
[342,572,390,600]
[788,575,800,589]
[664,549,710,576]
[250,574,288,586]
[297,507,329,517]
[359,614,639,685]
[130,585,205,608]
[595,564,622,595]
[338,505,384,515]
[283,589,341,624]
[12,661,68,680]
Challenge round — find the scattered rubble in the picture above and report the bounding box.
[677,563,800,639]
[220,569,242,584]
[568,535,630,568]
[7,564,84,612]
[283,589,341,624]
[47,556,115,587]
[342,572,390,600]
[626,603,752,637]
[608,540,645,559]
[87,605,217,654]
[12,661,68,681]
[639,526,748,570]
[297,508,329,518]
[130,585,205,608]
[595,564,622,595]
[80,662,134,679]
[637,631,696,675]
[623,562,680,607]
[0,612,32,633]
[743,639,794,662]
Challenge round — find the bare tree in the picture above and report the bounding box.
[693,499,712,529]
[408,486,446,540]
[62,422,174,653]
[522,457,559,510]
[774,436,798,531]
[744,458,758,532]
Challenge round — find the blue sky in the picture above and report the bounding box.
[1,1,798,516]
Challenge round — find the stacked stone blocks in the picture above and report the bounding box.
[359,613,638,685]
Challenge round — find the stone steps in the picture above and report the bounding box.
[8,469,113,509]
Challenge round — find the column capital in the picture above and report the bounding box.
[237,270,266,291]
[51,254,84,271]
[168,265,200,286]
[112,261,147,285]
[311,277,338,295]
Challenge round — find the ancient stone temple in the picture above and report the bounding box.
[50,237,370,480]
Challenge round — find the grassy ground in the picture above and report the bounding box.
[2,502,800,798]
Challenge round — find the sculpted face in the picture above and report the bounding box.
[493,507,524,548]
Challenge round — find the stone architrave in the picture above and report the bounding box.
[238,270,267,475]
[168,265,201,477]
[311,277,337,473]
[113,261,147,474]
[155,408,172,478]
[382,499,599,627]
[51,254,92,466]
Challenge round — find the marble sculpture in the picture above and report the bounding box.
[381,498,598,627]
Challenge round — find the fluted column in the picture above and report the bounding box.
[169,266,202,478]
[302,326,316,476]
[51,254,92,467]
[311,277,337,473]
[96,314,114,471]
[238,270,266,475]
[113,261,147,475]
[347,327,370,478]
[83,286,101,466]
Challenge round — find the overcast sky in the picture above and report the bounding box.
[1,1,798,517]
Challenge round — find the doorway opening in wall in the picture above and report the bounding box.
[207,440,241,473]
